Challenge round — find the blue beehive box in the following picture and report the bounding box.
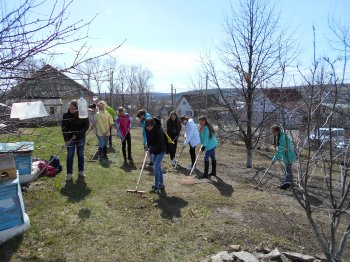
[0,142,34,177]
[0,171,30,244]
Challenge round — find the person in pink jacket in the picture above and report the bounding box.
[116,107,133,163]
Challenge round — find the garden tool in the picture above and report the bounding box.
[127,150,148,195]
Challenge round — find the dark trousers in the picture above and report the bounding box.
[189,145,196,166]
[109,127,112,146]
[169,140,178,160]
[66,138,85,174]
[121,132,132,159]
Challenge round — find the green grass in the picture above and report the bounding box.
[0,127,348,261]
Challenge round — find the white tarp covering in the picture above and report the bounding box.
[10,101,48,120]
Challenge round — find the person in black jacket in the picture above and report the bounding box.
[61,100,89,181]
[145,118,166,193]
[166,111,182,166]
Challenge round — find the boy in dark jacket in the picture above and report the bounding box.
[145,118,166,193]
[61,100,89,181]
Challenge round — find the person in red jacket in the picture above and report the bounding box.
[116,107,133,163]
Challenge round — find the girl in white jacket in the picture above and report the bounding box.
[180,116,201,169]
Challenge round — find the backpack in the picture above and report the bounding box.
[37,161,57,177]
[49,155,62,172]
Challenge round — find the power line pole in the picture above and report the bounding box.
[205,73,208,113]
[171,84,174,110]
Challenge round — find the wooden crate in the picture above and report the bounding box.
[0,154,17,182]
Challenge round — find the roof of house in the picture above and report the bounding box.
[6,64,94,100]
[262,88,303,111]
[176,94,219,110]
[263,88,303,103]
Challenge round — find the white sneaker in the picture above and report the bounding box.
[66,173,73,181]
[79,171,85,177]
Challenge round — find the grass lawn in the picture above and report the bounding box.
[0,126,348,261]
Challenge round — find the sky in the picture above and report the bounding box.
[26,0,350,93]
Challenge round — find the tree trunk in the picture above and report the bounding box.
[246,142,253,168]
[246,83,253,168]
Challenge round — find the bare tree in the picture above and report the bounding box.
[201,0,295,168]
[103,57,118,107]
[135,65,153,110]
[0,0,125,101]
[0,0,94,88]
[77,60,95,90]
[115,65,128,108]
[285,25,350,261]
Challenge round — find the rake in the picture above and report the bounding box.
[173,144,184,170]
[189,147,202,176]
[252,162,274,191]
[87,147,99,162]
[127,150,148,195]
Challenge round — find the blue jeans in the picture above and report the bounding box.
[284,162,293,183]
[153,153,165,188]
[98,136,109,148]
[66,138,85,174]
[204,147,216,161]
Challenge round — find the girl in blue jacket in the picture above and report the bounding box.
[198,116,218,178]
[271,125,296,190]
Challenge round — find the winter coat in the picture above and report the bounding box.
[200,125,218,151]
[95,110,113,136]
[146,118,166,155]
[116,113,131,138]
[166,117,182,140]
[62,110,89,142]
[141,112,152,145]
[272,132,296,163]
[183,119,201,147]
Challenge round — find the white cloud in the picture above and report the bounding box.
[115,46,201,92]
[53,44,201,92]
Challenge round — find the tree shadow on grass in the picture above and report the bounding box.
[60,177,91,202]
[0,234,23,262]
[290,188,323,207]
[78,208,91,220]
[155,192,188,220]
[209,176,234,197]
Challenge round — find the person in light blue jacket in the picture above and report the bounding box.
[271,125,296,190]
[137,109,154,166]
[198,116,218,178]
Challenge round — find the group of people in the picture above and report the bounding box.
[61,99,295,192]
[138,110,219,192]
[61,100,133,182]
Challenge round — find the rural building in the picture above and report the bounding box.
[252,88,305,129]
[5,64,94,124]
[175,94,223,120]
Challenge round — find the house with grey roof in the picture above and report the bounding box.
[5,65,94,124]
